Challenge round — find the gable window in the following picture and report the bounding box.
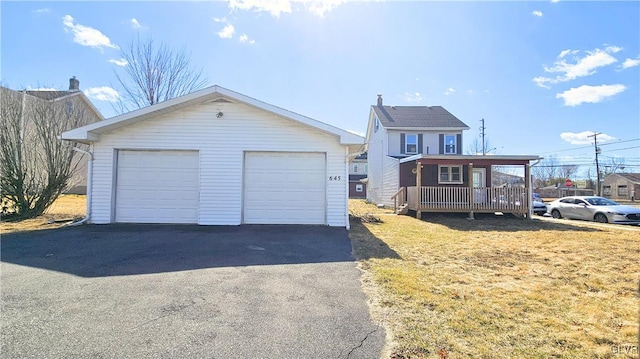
[439,165,463,184]
[444,135,456,154]
[405,134,418,154]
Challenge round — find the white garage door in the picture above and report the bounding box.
[244,152,326,224]
[115,150,199,223]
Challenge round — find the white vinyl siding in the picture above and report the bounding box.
[244,152,325,224]
[115,150,199,223]
[88,101,348,226]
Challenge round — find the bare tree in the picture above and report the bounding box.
[114,36,208,112]
[531,155,563,187]
[465,137,496,155]
[0,88,88,219]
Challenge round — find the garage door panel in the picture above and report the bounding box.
[244,152,326,225]
[115,150,199,224]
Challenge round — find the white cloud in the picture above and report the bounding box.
[532,10,543,17]
[229,0,292,17]
[307,0,343,17]
[239,34,255,44]
[108,58,129,67]
[560,131,615,145]
[444,88,456,95]
[556,84,626,106]
[35,8,50,13]
[62,15,118,51]
[533,46,620,88]
[402,92,423,103]
[551,0,560,3]
[26,86,57,91]
[84,87,120,102]
[228,0,342,17]
[213,17,227,23]
[620,57,640,70]
[217,24,235,39]
[130,18,142,30]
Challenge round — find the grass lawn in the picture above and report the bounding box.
[349,200,639,359]
[0,194,86,234]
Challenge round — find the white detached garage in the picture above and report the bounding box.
[61,86,364,228]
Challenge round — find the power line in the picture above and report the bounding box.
[538,138,640,155]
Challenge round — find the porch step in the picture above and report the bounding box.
[396,203,409,215]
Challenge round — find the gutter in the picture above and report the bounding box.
[67,145,94,226]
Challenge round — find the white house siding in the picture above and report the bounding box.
[380,156,400,207]
[387,130,457,157]
[366,113,390,205]
[88,101,348,226]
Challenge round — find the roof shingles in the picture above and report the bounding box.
[372,105,469,129]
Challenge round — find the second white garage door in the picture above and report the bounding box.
[115,150,199,223]
[243,152,326,224]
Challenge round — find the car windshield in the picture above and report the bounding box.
[584,197,619,206]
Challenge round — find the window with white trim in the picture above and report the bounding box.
[406,134,418,154]
[355,184,363,192]
[444,135,456,154]
[618,185,628,196]
[364,164,368,174]
[439,165,463,184]
[353,164,359,173]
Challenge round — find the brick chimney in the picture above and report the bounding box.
[377,94,383,106]
[69,76,79,91]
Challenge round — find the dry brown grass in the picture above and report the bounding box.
[1,194,86,234]
[349,199,640,359]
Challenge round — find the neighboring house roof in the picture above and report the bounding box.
[349,174,367,181]
[24,90,104,121]
[26,90,77,101]
[608,173,640,184]
[372,105,470,130]
[353,152,367,160]
[62,85,364,148]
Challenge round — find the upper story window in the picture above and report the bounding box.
[364,164,368,174]
[406,134,418,154]
[439,165,462,184]
[353,164,359,173]
[374,117,380,132]
[444,135,456,154]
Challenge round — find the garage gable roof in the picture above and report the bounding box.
[61,85,364,145]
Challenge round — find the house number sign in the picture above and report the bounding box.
[328,176,342,181]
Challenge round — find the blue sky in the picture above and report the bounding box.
[2,1,639,176]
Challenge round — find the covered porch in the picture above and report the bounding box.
[391,154,541,219]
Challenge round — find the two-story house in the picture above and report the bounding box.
[2,77,103,194]
[365,94,540,218]
[349,152,367,198]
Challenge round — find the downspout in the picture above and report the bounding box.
[68,145,93,226]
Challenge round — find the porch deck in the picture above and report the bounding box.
[395,186,531,217]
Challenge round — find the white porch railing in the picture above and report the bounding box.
[406,186,529,214]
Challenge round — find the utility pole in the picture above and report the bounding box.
[480,118,486,155]
[588,132,602,196]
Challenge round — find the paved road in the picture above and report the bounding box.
[1,224,385,358]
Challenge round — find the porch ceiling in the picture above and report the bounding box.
[400,154,541,166]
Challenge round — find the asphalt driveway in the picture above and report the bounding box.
[1,224,385,358]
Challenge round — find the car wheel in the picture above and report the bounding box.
[594,213,608,223]
[551,209,562,219]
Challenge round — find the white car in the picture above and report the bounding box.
[547,196,640,224]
